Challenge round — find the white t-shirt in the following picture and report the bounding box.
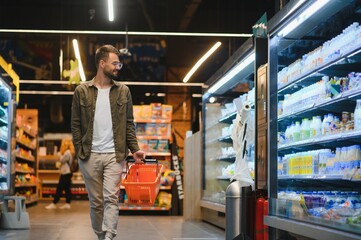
[91,87,115,153]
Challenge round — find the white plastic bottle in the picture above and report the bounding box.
[314,116,322,137]
[354,99,361,131]
[322,115,328,136]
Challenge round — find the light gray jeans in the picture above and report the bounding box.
[79,152,123,240]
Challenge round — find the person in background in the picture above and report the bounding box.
[45,139,75,210]
[71,45,145,240]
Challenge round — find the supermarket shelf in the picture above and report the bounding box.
[17,125,37,138]
[200,200,225,213]
[277,45,361,93]
[217,135,232,143]
[278,130,361,151]
[0,117,7,126]
[42,180,85,184]
[15,154,35,162]
[216,176,231,181]
[15,169,35,174]
[211,155,236,162]
[135,118,171,123]
[278,88,361,122]
[137,135,172,140]
[265,215,361,240]
[15,183,37,188]
[38,170,58,173]
[16,139,36,150]
[218,112,237,124]
[42,191,88,195]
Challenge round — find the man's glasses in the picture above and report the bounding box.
[111,61,123,69]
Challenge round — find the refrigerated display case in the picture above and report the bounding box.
[201,37,267,229]
[265,0,361,239]
[0,76,14,199]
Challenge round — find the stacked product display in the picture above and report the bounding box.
[203,89,255,205]
[119,103,174,212]
[15,109,38,204]
[266,1,361,239]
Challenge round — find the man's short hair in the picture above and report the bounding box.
[95,45,120,68]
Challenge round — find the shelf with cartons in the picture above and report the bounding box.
[37,154,88,200]
[15,109,39,205]
[119,103,174,212]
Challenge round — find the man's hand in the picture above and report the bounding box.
[133,150,146,163]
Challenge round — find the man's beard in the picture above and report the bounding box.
[104,69,118,79]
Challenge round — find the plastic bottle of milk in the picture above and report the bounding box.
[354,99,361,130]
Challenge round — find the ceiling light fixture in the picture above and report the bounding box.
[0,29,252,38]
[72,39,86,81]
[206,52,255,94]
[157,93,166,97]
[108,0,114,21]
[183,41,221,83]
[277,0,330,37]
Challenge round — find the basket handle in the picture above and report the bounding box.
[126,158,159,176]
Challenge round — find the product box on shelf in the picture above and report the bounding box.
[161,105,173,120]
[151,103,162,118]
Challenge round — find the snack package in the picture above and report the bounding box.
[157,139,169,152]
[148,140,159,152]
[145,123,157,136]
[151,103,162,118]
[161,105,173,120]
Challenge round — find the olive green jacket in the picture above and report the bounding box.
[71,78,140,162]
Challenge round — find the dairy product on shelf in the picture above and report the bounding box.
[354,99,361,130]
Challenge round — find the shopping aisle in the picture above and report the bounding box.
[0,201,225,240]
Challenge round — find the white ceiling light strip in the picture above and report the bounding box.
[0,29,252,38]
[183,41,221,83]
[72,39,86,81]
[206,52,255,94]
[277,0,330,37]
[108,0,114,22]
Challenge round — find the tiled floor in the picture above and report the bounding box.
[0,201,225,240]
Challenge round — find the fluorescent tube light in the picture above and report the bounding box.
[108,0,114,22]
[277,0,330,37]
[72,39,86,81]
[183,41,221,83]
[207,52,255,94]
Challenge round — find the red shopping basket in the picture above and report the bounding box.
[122,159,163,205]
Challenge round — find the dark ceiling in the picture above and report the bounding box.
[1,0,276,75]
[0,0,276,133]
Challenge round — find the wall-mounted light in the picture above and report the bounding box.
[206,52,255,94]
[183,41,221,83]
[108,0,114,22]
[277,0,330,37]
[72,39,86,81]
[209,96,216,103]
[192,94,202,98]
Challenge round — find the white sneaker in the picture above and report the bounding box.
[45,203,57,209]
[59,203,71,209]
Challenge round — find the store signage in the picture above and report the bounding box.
[172,154,184,199]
